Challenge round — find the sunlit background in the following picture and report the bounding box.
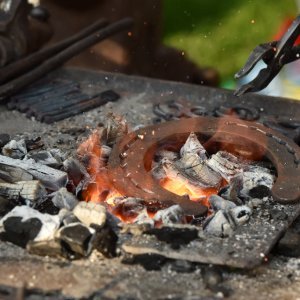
[163,0,300,98]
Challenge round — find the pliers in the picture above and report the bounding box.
[234,15,300,96]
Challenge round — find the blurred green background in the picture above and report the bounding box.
[163,0,297,87]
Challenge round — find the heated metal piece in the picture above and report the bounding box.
[213,105,260,121]
[153,100,208,122]
[235,15,300,96]
[108,117,300,215]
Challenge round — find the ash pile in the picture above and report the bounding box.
[0,114,299,270]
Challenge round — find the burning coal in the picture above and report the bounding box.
[77,115,275,236]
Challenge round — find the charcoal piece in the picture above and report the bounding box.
[0,216,42,248]
[122,253,167,271]
[63,157,89,186]
[59,208,80,226]
[51,187,78,210]
[0,164,33,183]
[145,226,198,249]
[92,223,118,258]
[34,198,60,215]
[228,206,252,226]
[121,223,154,236]
[153,205,185,225]
[208,195,236,212]
[203,211,233,238]
[25,151,62,169]
[57,223,95,257]
[0,180,47,205]
[73,201,106,227]
[180,132,207,160]
[270,209,288,221]
[0,196,16,217]
[0,155,68,191]
[178,155,222,188]
[239,166,274,199]
[2,139,27,159]
[0,134,10,149]
[206,151,244,181]
[248,185,271,199]
[273,229,300,257]
[169,260,196,273]
[24,137,44,151]
[0,206,60,243]
[27,239,63,257]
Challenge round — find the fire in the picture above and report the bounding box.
[160,178,219,207]
[77,127,224,222]
[77,130,122,205]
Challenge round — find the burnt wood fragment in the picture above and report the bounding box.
[0,155,68,190]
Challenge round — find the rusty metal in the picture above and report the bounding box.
[108,117,300,215]
[0,18,109,85]
[0,18,133,101]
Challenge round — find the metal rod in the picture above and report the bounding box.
[0,18,133,101]
[0,19,109,85]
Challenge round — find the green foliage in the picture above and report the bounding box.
[163,0,297,82]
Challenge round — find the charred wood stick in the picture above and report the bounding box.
[42,93,119,123]
[0,18,133,101]
[0,155,68,190]
[18,86,80,113]
[27,93,92,119]
[7,82,79,110]
[0,19,109,85]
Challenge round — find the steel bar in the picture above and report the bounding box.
[0,19,109,85]
[0,18,133,101]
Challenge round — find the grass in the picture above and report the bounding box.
[163,0,297,84]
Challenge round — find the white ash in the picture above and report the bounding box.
[73,201,106,227]
[153,205,185,225]
[51,187,79,210]
[2,139,27,159]
[0,206,60,242]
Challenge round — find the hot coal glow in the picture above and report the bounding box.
[77,124,273,226]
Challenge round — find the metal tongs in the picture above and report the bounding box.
[235,15,300,96]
